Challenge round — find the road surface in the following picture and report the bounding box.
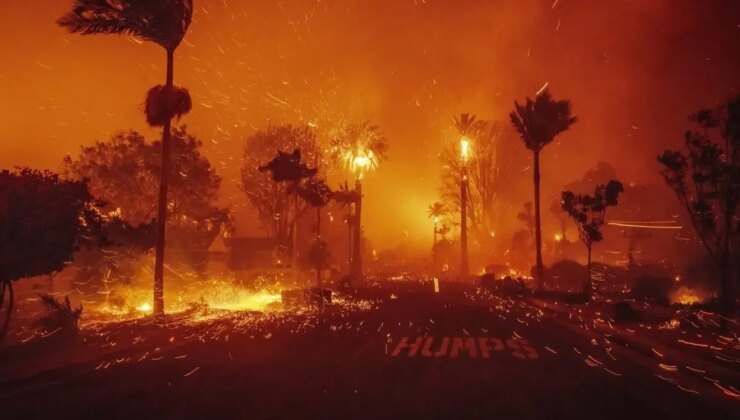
[1,280,737,419]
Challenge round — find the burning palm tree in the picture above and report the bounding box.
[58,0,194,316]
[510,89,576,291]
[330,121,388,283]
[333,181,360,275]
[453,113,485,277]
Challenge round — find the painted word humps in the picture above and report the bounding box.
[390,337,539,359]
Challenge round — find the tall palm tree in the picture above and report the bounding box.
[58,0,194,316]
[427,202,446,249]
[330,122,388,283]
[453,114,486,139]
[453,113,485,277]
[510,89,576,291]
[333,181,360,276]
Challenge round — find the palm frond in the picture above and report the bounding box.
[510,89,576,151]
[453,113,486,137]
[58,0,193,50]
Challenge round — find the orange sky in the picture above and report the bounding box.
[1,0,738,249]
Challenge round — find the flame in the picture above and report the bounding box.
[341,147,378,179]
[669,286,707,306]
[207,289,282,312]
[92,278,283,319]
[136,302,152,312]
[460,136,471,162]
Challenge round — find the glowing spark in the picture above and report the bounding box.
[536,82,549,95]
[659,363,678,372]
[184,367,200,377]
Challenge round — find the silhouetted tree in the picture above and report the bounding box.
[510,89,577,291]
[70,217,156,296]
[440,121,520,253]
[59,0,195,316]
[332,181,360,274]
[453,113,483,277]
[259,149,318,275]
[0,168,103,341]
[242,125,321,242]
[658,95,739,320]
[552,162,620,244]
[561,180,624,294]
[34,294,83,339]
[64,128,226,287]
[552,163,619,244]
[63,127,225,238]
[295,178,333,299]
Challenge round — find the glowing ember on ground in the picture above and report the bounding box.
[88,279,285,321]
[207,290,282,312]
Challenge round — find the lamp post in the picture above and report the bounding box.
[460,137,470,278]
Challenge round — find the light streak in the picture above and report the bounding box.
[607,222,682,230]
[536,82,549,95]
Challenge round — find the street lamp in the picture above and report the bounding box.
[460,136,471,277]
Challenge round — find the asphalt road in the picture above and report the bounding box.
[1,281,738,419]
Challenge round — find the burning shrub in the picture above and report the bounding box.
[669,286,710,306]
[34,294,83,338]
[145,84,192,127]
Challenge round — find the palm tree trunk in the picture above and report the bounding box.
[153,48,175,316]
[533,150,544,291]
[347,211,353,280]
[352,178,363,282]
[461,166,469,277]
[0,282,14,341]
[292,192,298,283]
[433,221,437,250]
[316,207,323,306]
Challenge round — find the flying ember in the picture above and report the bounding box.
[0,1,738,419]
